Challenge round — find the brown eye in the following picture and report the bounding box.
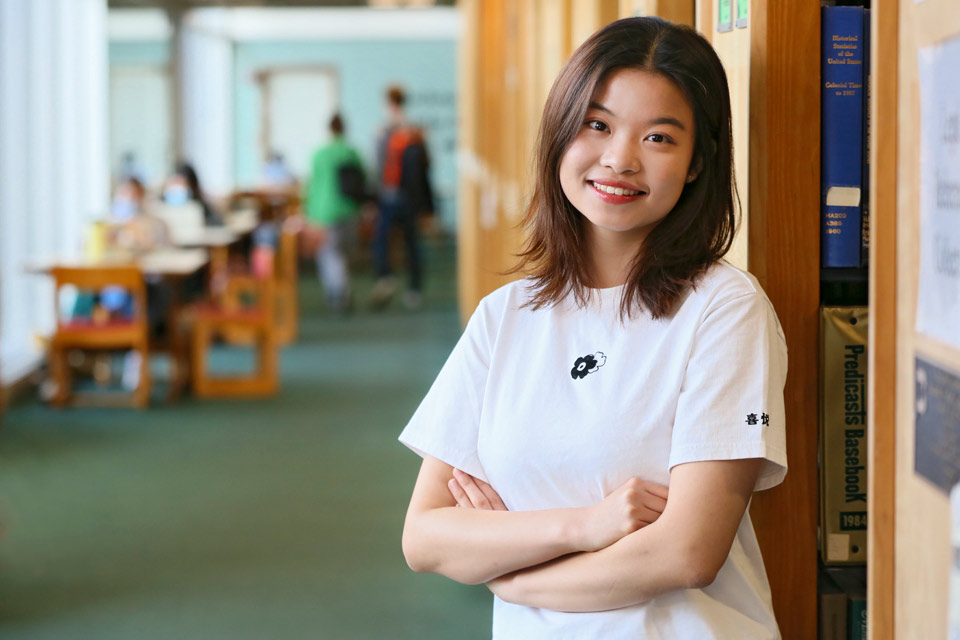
[585,120,608,132]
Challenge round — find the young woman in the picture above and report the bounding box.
[400,17,787,639]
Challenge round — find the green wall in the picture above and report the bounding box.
[109,38,459,227]
[108,41,169,66]
[233,40,458,228]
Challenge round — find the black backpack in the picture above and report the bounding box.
[337,163,367,203]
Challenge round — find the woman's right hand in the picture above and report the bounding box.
[579,477,668,552]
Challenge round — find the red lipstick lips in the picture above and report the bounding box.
[588,179,646,204]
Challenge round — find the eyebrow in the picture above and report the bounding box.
[587,102,688,131]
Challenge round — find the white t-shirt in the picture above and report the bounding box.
[399,261,788,640]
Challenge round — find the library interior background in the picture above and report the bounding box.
[1,1,958,639]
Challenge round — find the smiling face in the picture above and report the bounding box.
[558,68,698,255]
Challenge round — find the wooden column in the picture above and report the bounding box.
[867,1,898,638]
[456,0,481,318]
[571,0,619,49]
[619,0,694,25]
[745,1,821,638]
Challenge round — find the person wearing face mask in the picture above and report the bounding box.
[163,162,222,227]
[90,177,173,390]
[110,177,171,253]
[111,185,139,223]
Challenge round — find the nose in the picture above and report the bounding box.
[599,134,641,175]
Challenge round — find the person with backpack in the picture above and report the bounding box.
[370,85,435,311]
[304,113,366,314]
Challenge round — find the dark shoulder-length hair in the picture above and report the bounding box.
[513,17,737,320]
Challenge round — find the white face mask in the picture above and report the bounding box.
[164,185,190,206]
[111,196,137,221]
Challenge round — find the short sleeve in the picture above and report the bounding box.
[398,301,493,482]
[668,291,788,491]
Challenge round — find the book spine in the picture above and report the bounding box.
[821,6,864,268]
[861,8,871,268]
[848,596,867,640]
[818,570,848,640]
[820,307,869,565]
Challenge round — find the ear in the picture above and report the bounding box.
[685,156,703,184]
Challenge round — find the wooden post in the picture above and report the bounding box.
[746,1,821,637]
[868,1,898,638]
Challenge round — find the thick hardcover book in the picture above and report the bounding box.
[821,6,865,268]
[818,569,848,640]
[826,567,867,640]
[820,307,868,565]
[860,8,871,268]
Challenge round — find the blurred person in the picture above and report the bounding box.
[303,113,366,314]
[370,85,435,311]
[261,151,298,190]
[110,177,171,253]
[164,161,222,226]
[117,150,147,185]
[90,177,173,389]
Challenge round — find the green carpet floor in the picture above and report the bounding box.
[0,240,493,639]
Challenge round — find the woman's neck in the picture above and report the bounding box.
[585,226,647,288]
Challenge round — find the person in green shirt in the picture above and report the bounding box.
[303,113,366,313]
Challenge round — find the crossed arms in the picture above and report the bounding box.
[401,454,763,613]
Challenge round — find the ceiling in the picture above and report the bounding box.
[108,0,455,8]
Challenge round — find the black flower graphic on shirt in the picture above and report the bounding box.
[571,352,606,380]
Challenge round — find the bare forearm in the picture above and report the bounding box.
[402,506,587,585]
[491,460,764,612]
[490,521,702,612]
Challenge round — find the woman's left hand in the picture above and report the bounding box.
[448,468,508,511]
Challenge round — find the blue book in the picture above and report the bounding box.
[821,6,865,268]
[861,9,871,268]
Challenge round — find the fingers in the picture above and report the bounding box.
[447,477,472,508]
[474,477,508,511]
[643,481,669,501]
[636,504,665,526]
[447,470,508,511]
[643,492,668,515]
[451,469,493,510]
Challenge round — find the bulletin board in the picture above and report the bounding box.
[892,1,960,637]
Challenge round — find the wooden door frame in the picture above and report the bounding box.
[253,64,341,166]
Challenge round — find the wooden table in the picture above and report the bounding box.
[172,218,259,293]
[26,248,209,278]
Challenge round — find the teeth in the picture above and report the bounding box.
[592,181,640,196]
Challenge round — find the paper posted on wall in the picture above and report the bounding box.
[916,36,960,349]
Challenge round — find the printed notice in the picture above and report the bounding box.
[717,0,732,32]
[915,357,960,494]
[917,37,960,349]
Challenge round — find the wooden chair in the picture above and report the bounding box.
[273,229,298,345]
[220,228,299,346]
[49,265,150,408]
[189,251,278,398]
